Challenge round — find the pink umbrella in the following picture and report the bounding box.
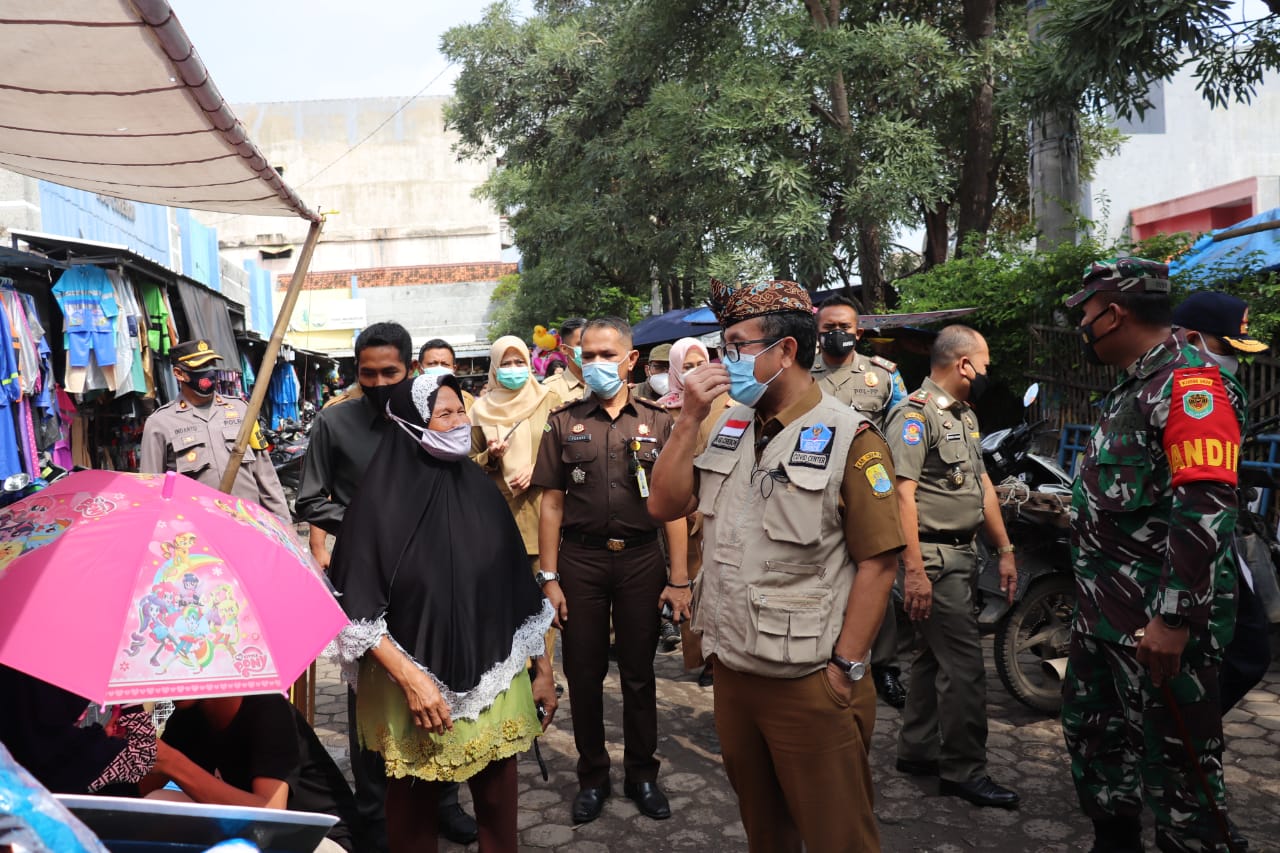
[0,470,347,705]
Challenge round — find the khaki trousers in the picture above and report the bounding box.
[713,660,880,853]
[897,542,988,783]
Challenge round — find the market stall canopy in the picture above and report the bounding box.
[0,0,317,221]
[1169,207,1280,283]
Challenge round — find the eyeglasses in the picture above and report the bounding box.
[719,338,780,363]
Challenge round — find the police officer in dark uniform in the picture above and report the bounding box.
[140,339,289,521]
[533,317,690,826]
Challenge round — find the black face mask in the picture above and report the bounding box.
[181,367,217,397]
[361,381,401,417]
[967,368,990,403]
[820,329,857,358]
[1080,307,1117,366]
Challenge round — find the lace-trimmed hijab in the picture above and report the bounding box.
[328,375,552,719]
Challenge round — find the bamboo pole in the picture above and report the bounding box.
[1211,218,1280,242]
[219,217,324,494]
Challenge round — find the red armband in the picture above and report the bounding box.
[1164,367,1240,488]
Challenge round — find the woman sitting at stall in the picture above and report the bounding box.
[328,373,556,853]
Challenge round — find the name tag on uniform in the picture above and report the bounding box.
[790,423,835,469]
[711,418,750,451]
[566,434,592,443]
[945,432,962,442]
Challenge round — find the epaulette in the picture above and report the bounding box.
[633,396,667,411]
[549,396,592,416]
[906,389,930,407]
[870,355,897,373]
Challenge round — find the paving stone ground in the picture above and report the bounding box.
[311,633,1280,852]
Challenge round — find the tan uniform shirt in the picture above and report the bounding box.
[140,395,291,521]
[542,370,587,404]
[884,376,986,535]
[812,352,902,430]
[532,392,673,538]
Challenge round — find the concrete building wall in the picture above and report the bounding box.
[0,171,41,234]
[206,97,502,273]
[1089,66,1280,243]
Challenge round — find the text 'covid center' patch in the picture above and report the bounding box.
[1165,367,1240,488]
[790,423,835,469]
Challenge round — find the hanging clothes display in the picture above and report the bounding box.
[0,296,27,481]
[267,361,300,428]
[51,266,118,394]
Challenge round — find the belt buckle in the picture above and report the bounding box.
[606,538,626,552]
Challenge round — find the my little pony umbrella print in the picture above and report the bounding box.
[0,471,347,706]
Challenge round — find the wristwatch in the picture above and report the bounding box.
[1156,588,1190,630]
[995,544,1016,555]
[534,571,561,586]
[829,653,868,682]
[1158,611,1187,630]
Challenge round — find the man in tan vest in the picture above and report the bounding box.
[650,279,904,853]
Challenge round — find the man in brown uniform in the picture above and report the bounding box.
[140,339,289,521]
[543,317,589,403]
[533,317,690,825]
[650,279,905,853]
[886,325,1019,809]
[812,294,911,708]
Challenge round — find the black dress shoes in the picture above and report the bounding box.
[939,776,1020,809]
[572,784,611,824]
[872,667,906,709]
[623,781,672,820]
[895,757,939,777]
[438,803,478,844]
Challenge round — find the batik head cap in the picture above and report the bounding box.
[1065,257,1171,308]
[708,279,813,325]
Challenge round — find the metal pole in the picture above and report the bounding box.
[219,218,324,494]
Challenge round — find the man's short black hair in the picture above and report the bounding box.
[1098,292,1173,328]
[759,311,818,370]
[355,322,412,368]
[559,317,588,345]
[418,338,456,364]
[582,317,633,347]
[817,294,859,316]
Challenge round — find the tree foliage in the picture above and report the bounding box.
[444,0,1090,334]
[1024,0,1280,118]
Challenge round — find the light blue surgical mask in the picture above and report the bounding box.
[725,340,783,407]
[571,346,583,367]
[421,366,453,378]
[496,366,530,390]
[582,360,625,399]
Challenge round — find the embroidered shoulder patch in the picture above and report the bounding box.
[865,463,893,497]
[901,419,923,446]
[1165,366,1239,487]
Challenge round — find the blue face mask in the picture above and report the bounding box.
[725,340,783,407]
[571,346,583,367]
[496,366,530,390]
[582,360,625,399]
[421,366,453,378]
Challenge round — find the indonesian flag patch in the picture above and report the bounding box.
[711,418,751,451]
[1164,366,1240,487]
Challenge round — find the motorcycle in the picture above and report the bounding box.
[975,384,1077,715]
[261,419,309,503]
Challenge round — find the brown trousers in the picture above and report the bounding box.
[558,538,666,788]
[713,661,880,853]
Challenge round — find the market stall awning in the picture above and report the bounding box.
[0,0,317,220]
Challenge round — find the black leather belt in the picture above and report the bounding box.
[918,530,977,547]
[563,530,659,552]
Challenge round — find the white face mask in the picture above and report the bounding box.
[1203,349,1240,376]
[648,373,670,396]
[388,412,471,461]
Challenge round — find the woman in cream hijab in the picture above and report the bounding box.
[471,335,563,660]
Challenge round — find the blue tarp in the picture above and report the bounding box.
[631,307,719,346]
[1170,207,1280,283]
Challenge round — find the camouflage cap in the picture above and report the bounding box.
[709,279,813,325]
[1065,257,1171,308]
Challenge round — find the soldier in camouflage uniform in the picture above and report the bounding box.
[1065,259,1247,853]
[812,294,911,708]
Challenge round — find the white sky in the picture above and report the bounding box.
[168,0,532,104]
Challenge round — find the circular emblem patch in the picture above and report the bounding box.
[864,372,879,387]
[1183,390,1213,420]
[571,423,585,434]
[865,463,893,497]
[902,421,923,446]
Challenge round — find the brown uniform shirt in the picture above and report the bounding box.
[695,382,904,563]
[532,392,674,538]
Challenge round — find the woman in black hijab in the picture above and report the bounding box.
[328,373,556,853]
